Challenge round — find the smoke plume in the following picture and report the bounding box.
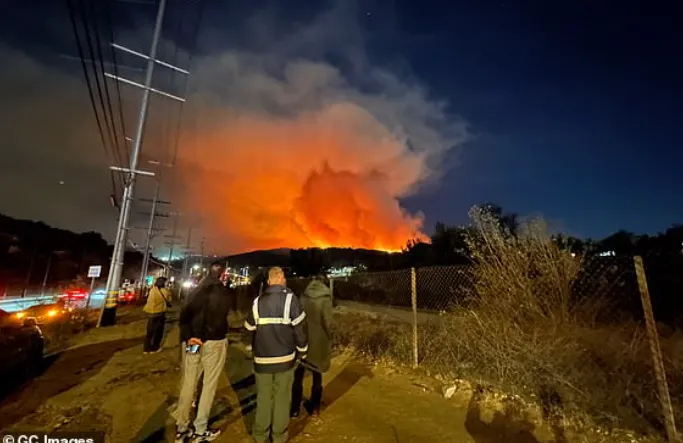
[0,2,467,255]
[174,7,469,253]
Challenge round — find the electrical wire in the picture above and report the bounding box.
[76,0,126,190]
[169,0,206,167]
[152,0,206,252]
[101,0,132,172]
[87,0,129,181]
[64,0,120,198]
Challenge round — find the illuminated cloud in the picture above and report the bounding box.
[0,1,469,254]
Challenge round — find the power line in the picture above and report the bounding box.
[64,0,120,198]
[75,0,119,165]
[167,0,206,166]
[85,0,127,183]
[103,0,131,170]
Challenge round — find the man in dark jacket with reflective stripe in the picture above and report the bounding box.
[244,267,308,443]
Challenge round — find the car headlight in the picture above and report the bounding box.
[15,312,26,319]
[47,309,58,317]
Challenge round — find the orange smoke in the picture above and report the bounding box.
[177,102,431,253]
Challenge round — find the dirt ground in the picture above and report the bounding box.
[0,309,661,443]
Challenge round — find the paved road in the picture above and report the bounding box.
[335,300,443,325]
[0,292,107,312]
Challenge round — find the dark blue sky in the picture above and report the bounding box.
[1,0,682,243]
[194,0,683,239]
[388,0,683,238]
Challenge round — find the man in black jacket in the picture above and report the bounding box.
[244,267,308,443]
[173,260,230,443]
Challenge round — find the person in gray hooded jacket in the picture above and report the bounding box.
[290,275,333,418]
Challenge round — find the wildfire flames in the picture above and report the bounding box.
[177,102,431,253]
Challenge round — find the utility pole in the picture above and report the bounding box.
[23,241,40,298]
[164,212,183,278]
[167,212,180,264]
[133,224,166,283]
[195,236,205,272]
[181,226,193,279]
[41,252,53,296]
[99,0,188,327]
[139,160,172,287]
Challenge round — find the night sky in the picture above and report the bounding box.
[0,0,682,252]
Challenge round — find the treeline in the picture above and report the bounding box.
[0,213,144,292]
[288,204,683,323]
[290,204,683,276]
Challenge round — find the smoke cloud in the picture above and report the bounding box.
[0,1,469,255]
[174,6,469,253]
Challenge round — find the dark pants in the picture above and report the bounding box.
[253,369,295,443]
[144,313,166,352]
[291,364,323,414]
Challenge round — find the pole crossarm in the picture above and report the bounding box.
[109,166,155,177]
[138,198,171,204]
[132,226,165,231]
[112,43,190,75]
[104,72,185,102]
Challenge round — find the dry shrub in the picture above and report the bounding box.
[329,207,683,436]
[416,207,682,434]
[331,312,413,365]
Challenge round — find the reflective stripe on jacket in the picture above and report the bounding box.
[244,284,308,374]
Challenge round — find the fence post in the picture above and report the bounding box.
[634,256,677,442]
[411,267,418,369]
[329,278,335,307]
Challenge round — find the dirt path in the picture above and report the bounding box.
[0,316,655,443]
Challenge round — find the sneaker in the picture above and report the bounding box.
[191,429,221,442]
[175,429,191,443]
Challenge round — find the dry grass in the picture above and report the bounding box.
[331,208,683,437]
[331,311,414,365]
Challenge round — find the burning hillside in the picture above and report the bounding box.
[176,99,460,253]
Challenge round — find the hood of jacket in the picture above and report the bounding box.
[304,280,331,298]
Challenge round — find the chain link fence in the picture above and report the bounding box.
[324,255,683,438]
[220,254,682,437]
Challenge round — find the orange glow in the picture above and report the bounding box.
[177,102,430,253]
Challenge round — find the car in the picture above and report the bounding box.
[0,308,45,380]
[14,303,73,326]
[118,286,137,304]
[60,288,88,300]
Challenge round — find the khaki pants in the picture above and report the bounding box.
[173,339,227,434]
[252,368,295,443]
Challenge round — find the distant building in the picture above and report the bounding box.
[327,266,357,278]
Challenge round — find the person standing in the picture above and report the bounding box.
[173,261,231,443]
[290,275,333,417]
[142,276,171,354]
[244,267,308,443]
